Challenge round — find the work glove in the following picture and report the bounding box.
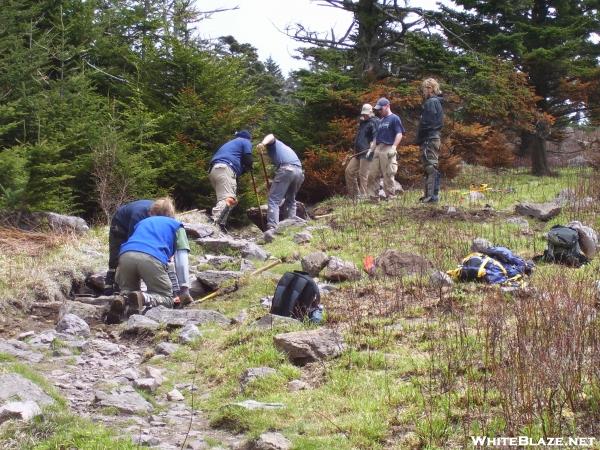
[257,143,266,153]
[365,149,373,160]
[174,286,193,309]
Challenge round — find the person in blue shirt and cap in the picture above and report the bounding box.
[257,134,304,230]
[367,97,405,201]
[209,130,253,233]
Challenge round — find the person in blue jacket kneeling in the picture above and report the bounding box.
[109,197,187,321]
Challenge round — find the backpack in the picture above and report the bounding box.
[270,271,321,320]
[544,225,589,267]
[481,246,534,277]
[447,247,531,286]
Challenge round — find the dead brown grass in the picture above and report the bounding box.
[0,227,73,257]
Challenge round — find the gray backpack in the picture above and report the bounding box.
[544,225,588,267]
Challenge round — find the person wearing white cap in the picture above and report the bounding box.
[367,97,405,200]
[345,103,379,198]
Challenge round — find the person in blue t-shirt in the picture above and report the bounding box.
[104,199,192,308]
[257,134,304,229]
[209,130,253,233]
[366,97,405,200]
[107,198,190,323]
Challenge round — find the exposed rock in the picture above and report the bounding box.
[179,324,202,343]
[287,380,309,392]
[252,314,301,330]
[94,388,153,414]
[567,155,589,167]
[317,282,338,296]
[322,257,361,282]
[189,279,207,299]
[205,255,237,269]
[59,301,108,324]
[566,220,598,259]
[251,432,292,450]
[555,188,577,206]
[167,389,184,402]
[447,206,457,214]
[144,306,230,328]
[468,191,485,201]
[240,259,255,272]
[506,216,530,231]
[196,237,249,253]
[240,367,277,391]
[85,272,106,291]
[233,400,284,410]
[0,401,42,424]
[30,302,63,320]
[515,202,562,221]
[17,331,35,340]
[124,314,160,334]
[274,328,345,365]
[90,339,120,356]
[72,295,114,306]
[155,342,180,356]
[0,373,54,406]
[183,223,216,239]
[274,217,307,234]
[119,368,140,381]
[241,242,269,261]
[429,270,454,289]
[133,378,158,393]
[196,270,241,291]
[471,238,493,253]
[375,250,432,277]
[293,231,312,244]
[41,212,89,234]
[233,309,249,324]
[56,313,90,337]
[262,229,276,243]
[0,339,43,363]
[301,252,330,277]
[177,210,213,225]
[145,366,165,385]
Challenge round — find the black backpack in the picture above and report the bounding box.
[543,225,589,267]
[271,271,321,320]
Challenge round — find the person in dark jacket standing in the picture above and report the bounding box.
[345,104,378,199]
[209,130,253,232]
[257,134,304,230]
[416,78,444,203]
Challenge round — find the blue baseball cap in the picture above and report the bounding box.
[235,130,252,140]
[373,97,390,110]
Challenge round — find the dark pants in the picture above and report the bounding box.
[108,223,127,271]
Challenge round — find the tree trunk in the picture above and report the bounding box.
[529,133,551,176]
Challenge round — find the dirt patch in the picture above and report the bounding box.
[401,205,501,223]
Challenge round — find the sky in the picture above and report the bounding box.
[196,0,442,76]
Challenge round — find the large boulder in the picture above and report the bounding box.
[515,202,562,221]
[144,305,230,328]
[56,313,90,337]
[124,314,160,334]
[241,242,269,261]
[274,328,345,365]
[240,367,277,392]
[182,222,217,239]
[301,252,330,277]
[41,212,89,234]
[375,250,432,277]
[250,432,292,450]
[0,373,54,406]
[322,257,361,282]
[0,401,42,424]
[196,270,241,291]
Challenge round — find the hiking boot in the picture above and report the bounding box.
[126,291,146,316]
[106,296,126,324]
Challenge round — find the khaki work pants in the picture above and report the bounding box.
[367,144,398,199]
[345,157,371,198]
[208,164,237,220]
[116,251,174,308]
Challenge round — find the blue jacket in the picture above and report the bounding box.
[112,199,153,237]
[266,140,301,168]
[210,137,253,177]
[120,216,182,265]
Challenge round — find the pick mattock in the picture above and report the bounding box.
[258,149,271,190]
